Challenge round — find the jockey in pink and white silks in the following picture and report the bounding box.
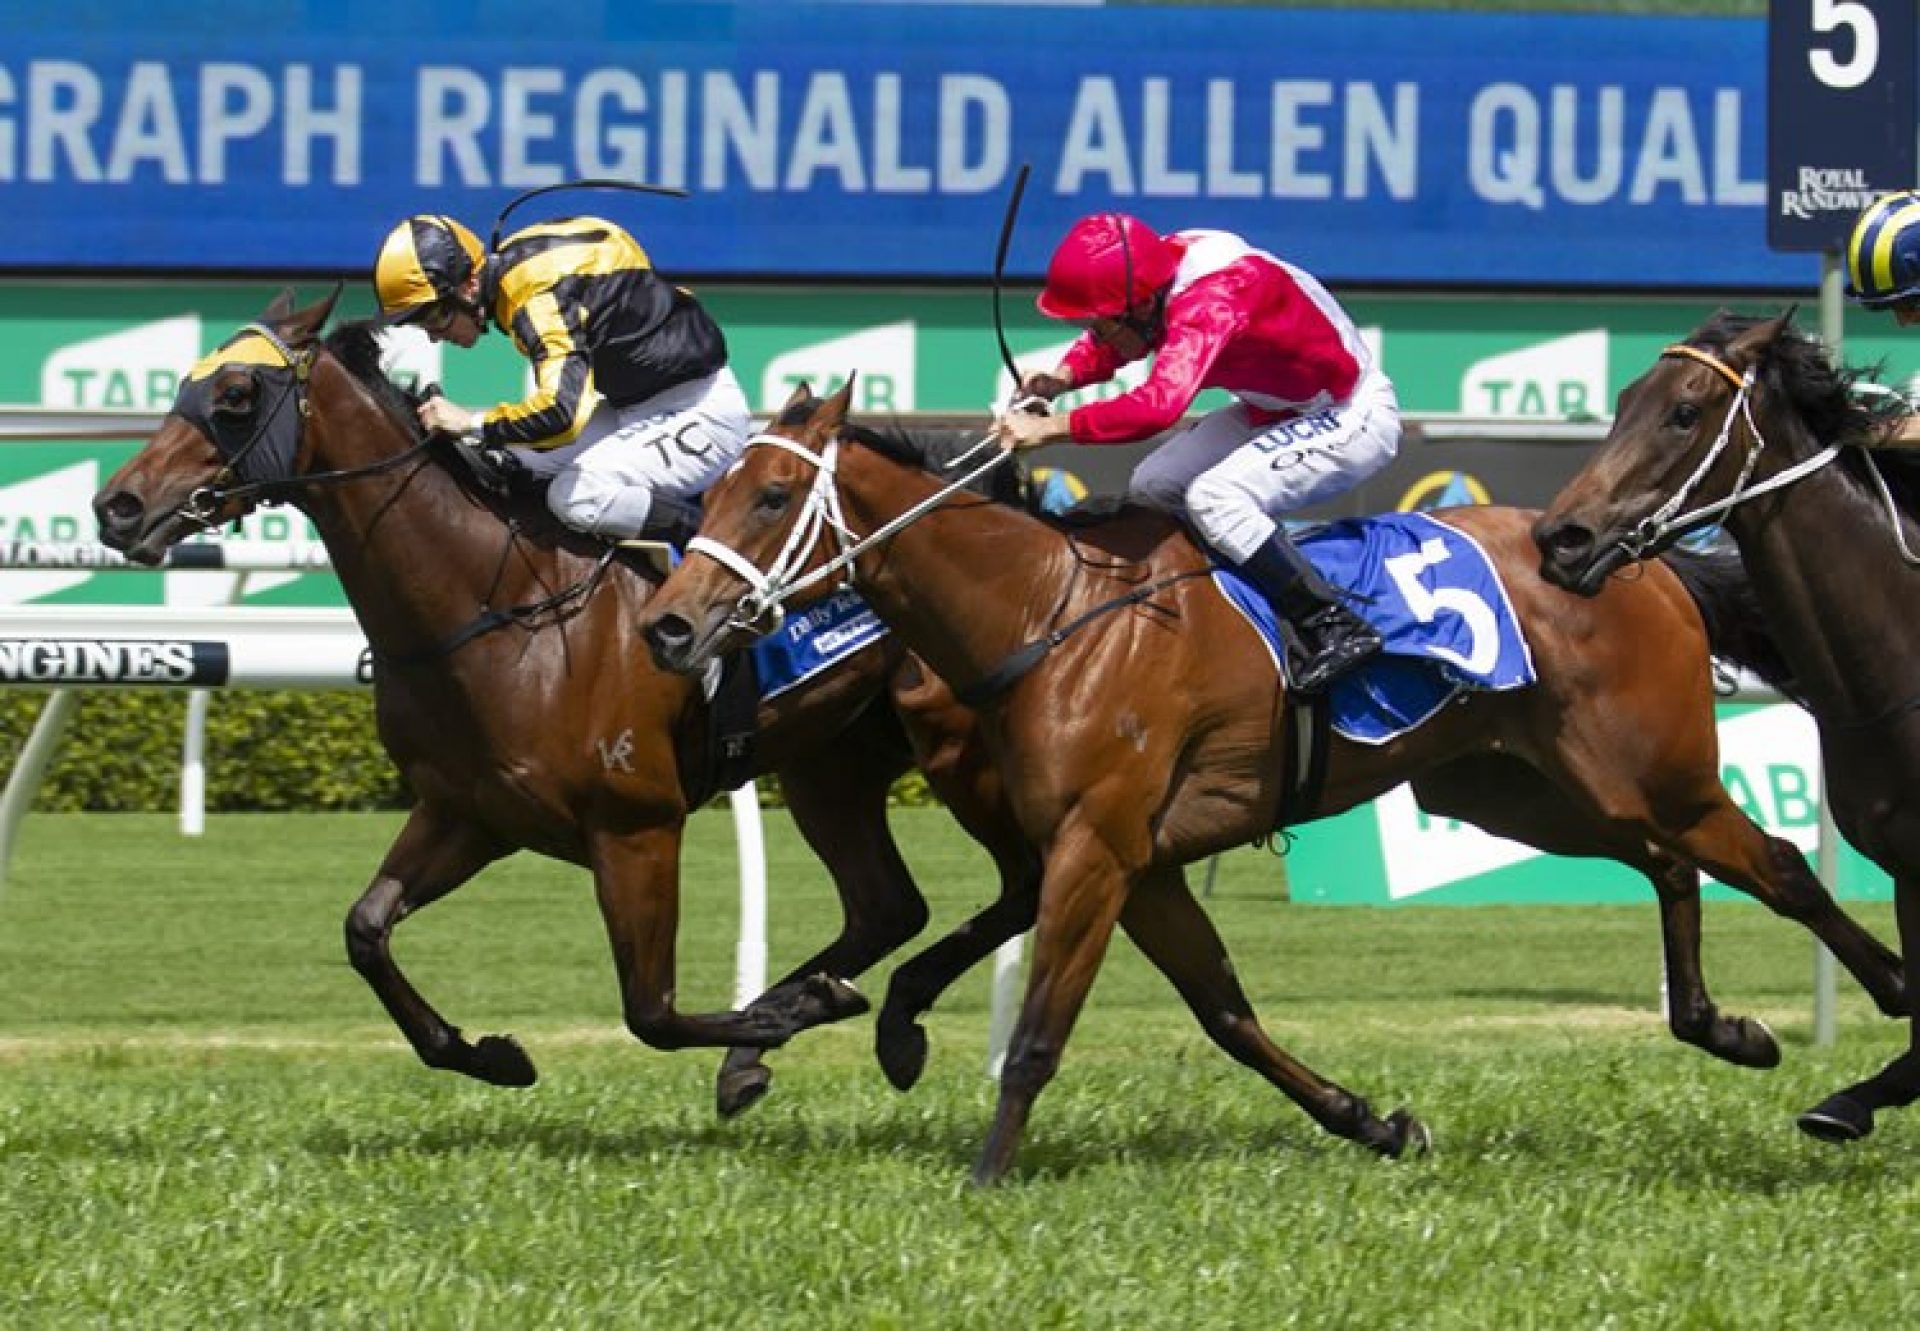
[993,214,1401,692]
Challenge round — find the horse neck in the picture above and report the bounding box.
[832,447,1064,690]
[1727,423,1920,710]
[296,367,540,656]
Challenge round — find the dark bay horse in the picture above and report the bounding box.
[1537,310,1920,1143]
[638,380,1905,1184]
[90,289,1040,1115]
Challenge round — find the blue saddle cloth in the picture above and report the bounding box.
[1213,512,1535,743]
[750,585,890,701]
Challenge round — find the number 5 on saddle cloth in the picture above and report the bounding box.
[1213,511,1536,743]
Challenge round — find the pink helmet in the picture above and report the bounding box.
[1036,214,1179,321]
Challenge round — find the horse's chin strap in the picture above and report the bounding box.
[1621,348,1840,558]
[686,429,1013,636]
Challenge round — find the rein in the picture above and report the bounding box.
[687,429,1017,630]
[1616,343,1841,559]
[178,325,607,664]
[686,426,1208,703]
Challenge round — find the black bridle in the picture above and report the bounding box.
[174,322,433,529]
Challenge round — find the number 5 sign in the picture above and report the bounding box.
[1768,0,1918,251]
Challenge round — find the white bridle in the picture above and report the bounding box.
[1620,343,1841,558]
[684,428,1016,634]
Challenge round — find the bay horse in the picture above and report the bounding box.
[90,288,1041,1116]
[1537,309,1920,1144]
[638,379,1905,1184]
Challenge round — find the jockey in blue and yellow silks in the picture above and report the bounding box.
[1844,191,1920,448]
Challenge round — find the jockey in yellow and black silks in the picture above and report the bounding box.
[373,213,748,547]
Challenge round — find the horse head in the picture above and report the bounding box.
[1534,309,1813,595]
[96,287,346,563]
[642,376,862,675]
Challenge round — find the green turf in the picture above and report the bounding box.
[0,810,1911,1327]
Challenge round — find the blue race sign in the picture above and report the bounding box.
[0,2,1807,288]
[1767,0,1918,251]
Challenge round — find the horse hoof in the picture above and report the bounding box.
[1725,1016,1782,1069]
[876,1019,929,1092]
[717,1064,773,1119]
[1797,1095,1874,1144]
[1388,1109,1432,1158]
[473,1034,538,1088]
[806,973,872,1023]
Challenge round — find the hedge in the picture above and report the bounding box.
[0,690,934,813]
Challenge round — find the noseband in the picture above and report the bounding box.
[1616,343,1841,559]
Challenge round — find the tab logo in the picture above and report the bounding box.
[0,462,102,605]
[41,316,202,410]
[763,323,915,413]
[1461,329,1607,418]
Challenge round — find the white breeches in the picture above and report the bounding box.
[1126,370,1401,562]
[511,367,752,539]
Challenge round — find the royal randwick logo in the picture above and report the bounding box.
[1778,166,1879,222]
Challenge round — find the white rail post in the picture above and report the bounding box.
[729,782,768,1007]
[0,689,78,891]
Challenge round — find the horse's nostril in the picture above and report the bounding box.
[95,490,145,544]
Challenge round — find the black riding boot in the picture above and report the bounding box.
[636,493,703,549]
[1235,531,1382,693]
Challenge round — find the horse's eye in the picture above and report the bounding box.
[757,485,791,516]
[1669,402,1700,431]
[213,377,255,415]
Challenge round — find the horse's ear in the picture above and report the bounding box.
[818,373,857,433]
[281,283,342,345]
[263,288,297,322]
[779,380,815,415]
[1727,310,1793,371]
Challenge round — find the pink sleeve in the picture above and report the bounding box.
[1066,290,1243,444]
[1059,332,1122,389]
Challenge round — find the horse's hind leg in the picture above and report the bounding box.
[1663,802,1906,1020]
[1119,866,1428,1158]
[713,704,929,1118]
[1414,759,1786,1066]
[344,804,534,1086]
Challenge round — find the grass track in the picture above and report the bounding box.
[0,810,1914,1327]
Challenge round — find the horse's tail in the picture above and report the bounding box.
[1658,543,1808,708]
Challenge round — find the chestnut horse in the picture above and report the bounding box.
[90,289,1040,1116]
[1537,310,1920,1144]
[638,380,1905,1184]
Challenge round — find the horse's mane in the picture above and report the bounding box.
[1688,310,1920,514]
[775,395,1035,511]
[320,319,577,538]
[323,320,430,438]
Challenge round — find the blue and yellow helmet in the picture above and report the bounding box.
[1844,190,1920,308]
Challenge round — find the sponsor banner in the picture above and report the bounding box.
[0,636,226,686]
[8,280,1920,604]
[1288,704,1893,904]
[0,3,1848,288]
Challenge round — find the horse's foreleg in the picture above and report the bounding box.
[973,822,1131,1187]
[1120,866,1428,1157]
[344,805,532,1086]
[1800,875,1920,1143]
[876,706,1044,1093]
[1639,849,1782,1068]
[711,713,927,1118]
[592,822,821,1052]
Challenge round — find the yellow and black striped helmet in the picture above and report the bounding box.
[373,215,486,323]
[1845,191,1920,308]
